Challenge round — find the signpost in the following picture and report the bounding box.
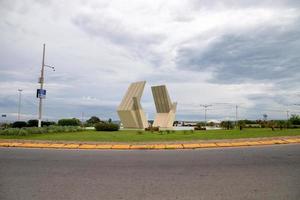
[37,44,55,127]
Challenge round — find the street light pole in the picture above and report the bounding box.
[38,44,55,127]
[17,89,23,121]
[38,44,45,127]
[200,104,212,127]
[235,105,238,127]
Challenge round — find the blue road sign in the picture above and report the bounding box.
[37,89,46,99]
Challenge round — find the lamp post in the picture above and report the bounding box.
[17,89,23,121]
[38,44,55,127]
[200,104,212,127]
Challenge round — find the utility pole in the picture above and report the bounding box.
[17,89,23,121]
[235,105,238,128]
[38,44,45,127]
[286,110,289,129]
[38,44,55,127]
[81,112,85,126]
[200,104,212,127]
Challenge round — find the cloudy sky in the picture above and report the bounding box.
[1,0,300,122]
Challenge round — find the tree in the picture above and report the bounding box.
[12,121,27,128]
[263,114,268,121]
[220,121,234,130]
[86,116,101,126]
[289,114,300,125]
[237,120,246,130]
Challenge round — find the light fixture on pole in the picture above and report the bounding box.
[37,44,55,127]
[200,104,212,127]
[17,89,23,121]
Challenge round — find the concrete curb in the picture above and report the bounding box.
[0,138,299,150]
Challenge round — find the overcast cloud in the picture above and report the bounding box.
[0,0,299,122]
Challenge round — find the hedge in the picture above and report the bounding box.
[58,118,81,126]
[12,121,27,128]
[95,122,119,131]
[0,125,83,136]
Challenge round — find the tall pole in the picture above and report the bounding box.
[38,44,45,127]
[200,104,212,127]
[204,108,207,126]
[81,112,84,126]
[235,105,238,128]
[17,89,23,120]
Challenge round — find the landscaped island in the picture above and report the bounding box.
[0,128,299,143]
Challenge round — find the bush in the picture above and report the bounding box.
[145,126,159,131]
[42,121,56,126]
[220,121,234,130]
[95,122,119,131]
[58,118,81,126]
[0,126,83,136]
[12,121,27,128]
[27,119,38,127]
[0,128,29,136]
[27,120,56,127]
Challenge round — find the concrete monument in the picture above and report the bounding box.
[117,81,148,129]
[151,85,177,128]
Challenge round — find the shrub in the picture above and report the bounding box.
[58,118,81,126]
[0,126,83,136]
[145,126,159,131]
[27,120,56,127]
[27,119,38,127]
[12,121,27,128]
[220,121,234,130]
[95,122,119,131]
[0,128,29,136]
[42,121,56,126]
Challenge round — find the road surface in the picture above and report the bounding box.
[0,144,299,200]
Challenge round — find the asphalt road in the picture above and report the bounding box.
[0,145,299,200]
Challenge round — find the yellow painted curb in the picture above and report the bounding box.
[230,142,249,147]
[79,144,97,149]
[95,144,112,149]
[153,144,166,149]
[111,144,131,149]
[216,142,232,147]
[130,145,154,149]
[18,143,50,148]
[258,141,277,145]
[199,143,217,148]
[0,143,11,147]
[64,144,80,149]
[0,138,299,150]
[246,141,262,146]
[48,144,66,148]
[165,144,183,149]
[6,142,23,147]
[283,139,300,143]
[182,143,201,149]
[269,139,288,144]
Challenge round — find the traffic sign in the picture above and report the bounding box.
[37,89,46,99]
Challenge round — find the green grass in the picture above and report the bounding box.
[0,128,299,142]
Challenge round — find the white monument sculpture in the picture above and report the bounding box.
[151,85,177,129]
[117,81,148,129]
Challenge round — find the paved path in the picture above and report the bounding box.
[0,144,299,200]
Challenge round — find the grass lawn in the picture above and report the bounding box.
[0,128,299,142]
